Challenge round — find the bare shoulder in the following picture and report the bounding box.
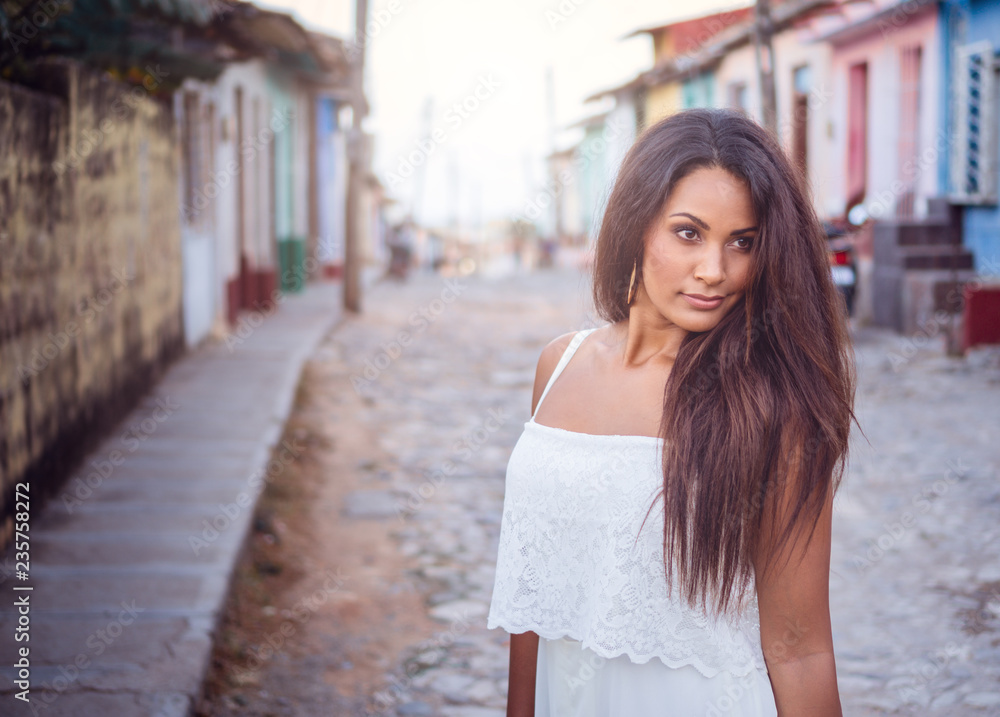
[531,330,579,415]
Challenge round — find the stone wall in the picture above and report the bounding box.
[0,60,185,549]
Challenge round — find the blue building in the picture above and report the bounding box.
[941,0,1000,278]
[316,94,348,277]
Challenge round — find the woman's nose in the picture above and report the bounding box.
[693,246,725,285]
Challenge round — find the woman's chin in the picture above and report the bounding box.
[656,307,729,334]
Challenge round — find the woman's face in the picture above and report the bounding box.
[636,165,757,333]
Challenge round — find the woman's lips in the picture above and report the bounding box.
[681,293,725,309]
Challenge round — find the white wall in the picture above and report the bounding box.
[177,59,279,334]
[714,43,760,121]
[714,34,836,219]
[293,87,311,239]
[606,93,638,184]
[772,30,835,216]
[175,80,216,347]
[318,120,348,267]
[827,5,942,220]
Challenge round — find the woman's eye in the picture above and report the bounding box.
[734,236,754,250]
[677,227,698,241]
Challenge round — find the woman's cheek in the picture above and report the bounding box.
[644,242,670,275]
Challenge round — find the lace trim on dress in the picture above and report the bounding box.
[487,327,768,678]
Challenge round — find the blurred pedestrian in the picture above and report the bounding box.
[387,220,414,280]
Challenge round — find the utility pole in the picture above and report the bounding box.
[344,0,369,313]
[754,0,778,137]
[412,96,434,225]
[545,65,563,243]
[448,153,459,230]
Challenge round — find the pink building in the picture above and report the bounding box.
[818,1,944,223]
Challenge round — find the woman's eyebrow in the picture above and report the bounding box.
[669,212,758,235]
[669,212,709,229]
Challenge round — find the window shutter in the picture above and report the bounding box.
[950,41,998,205]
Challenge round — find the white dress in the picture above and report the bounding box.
[488,327,778,717]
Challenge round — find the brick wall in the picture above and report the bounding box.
[0,60,185,549]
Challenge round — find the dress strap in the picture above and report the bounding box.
[533,327,599,417]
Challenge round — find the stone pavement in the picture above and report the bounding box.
[6,253,998,717]
[828,325,1000,714]
[305,260,1000,716]
[0,279,353,717]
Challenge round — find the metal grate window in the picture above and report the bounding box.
[950,41,998,205]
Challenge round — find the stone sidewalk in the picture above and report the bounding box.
[0,279,354,716]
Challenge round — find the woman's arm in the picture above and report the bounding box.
[507,631,539,716]
[754,442,842,716]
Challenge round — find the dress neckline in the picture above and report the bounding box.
[529,328,662,444]
[527,415,662,443]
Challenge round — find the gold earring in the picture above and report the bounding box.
[626,259,637,305]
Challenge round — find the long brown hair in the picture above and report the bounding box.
[592,108,859,618]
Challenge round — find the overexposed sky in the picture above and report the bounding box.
[255,0,753,228]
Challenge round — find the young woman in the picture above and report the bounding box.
[487,108,858,716]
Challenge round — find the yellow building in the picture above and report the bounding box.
[626,7,754,129]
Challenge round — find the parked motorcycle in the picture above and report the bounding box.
[822,218,857,316]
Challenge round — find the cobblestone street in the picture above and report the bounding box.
[212,260,1000,716]
[7,2,1000,715]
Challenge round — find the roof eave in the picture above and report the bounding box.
[812,0,936,44]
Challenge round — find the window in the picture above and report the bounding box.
[682,73,712,109]
[846,62,869,212]
[950,41,998,205]
[792,66,811,175]
[728,81,748,112]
